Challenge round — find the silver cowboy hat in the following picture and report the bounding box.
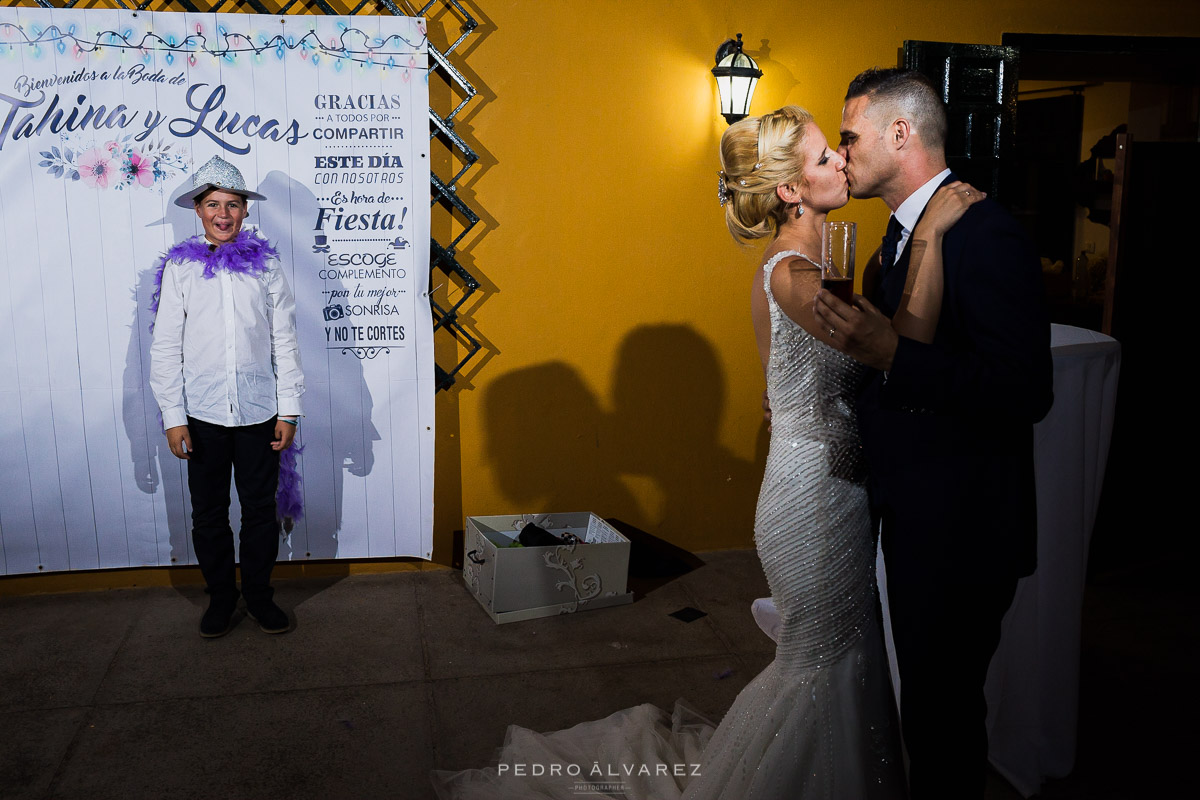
[172,155,268,207]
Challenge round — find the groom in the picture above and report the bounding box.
[813,68,1053,797]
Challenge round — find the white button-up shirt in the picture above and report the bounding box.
[149,239,304,430]
[892,167,953,260]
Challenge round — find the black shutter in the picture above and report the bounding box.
[903,41,1020,202]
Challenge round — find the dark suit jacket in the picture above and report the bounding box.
[857,175,1053,582]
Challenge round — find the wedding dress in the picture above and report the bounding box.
[677,251,906,798]
[432,251,905,799]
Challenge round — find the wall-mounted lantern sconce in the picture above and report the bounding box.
[712,33,762,124]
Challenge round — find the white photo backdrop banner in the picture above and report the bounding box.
[0,8,434,575]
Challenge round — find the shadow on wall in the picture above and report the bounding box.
[258,169,378,561]
[123,174,203,578]
[483,362,641,520]
[125,263,191,569]
[481,325,762,550]
[610,325,760,548]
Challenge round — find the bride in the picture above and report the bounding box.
[433,106,981,799]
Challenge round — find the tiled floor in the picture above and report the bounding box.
[0,550,1183,799]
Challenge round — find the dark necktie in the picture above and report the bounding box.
[880,215,903,275]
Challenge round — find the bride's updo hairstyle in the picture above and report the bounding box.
[719,105,813,243]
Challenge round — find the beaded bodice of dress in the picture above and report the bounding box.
[755,249,875,670]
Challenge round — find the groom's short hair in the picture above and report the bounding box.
[845,68,947,152]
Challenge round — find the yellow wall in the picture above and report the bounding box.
[429,0,1200,562]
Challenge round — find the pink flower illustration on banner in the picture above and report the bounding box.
[124,152,154,187]
[78,148,112,188]
[39,136,187,190]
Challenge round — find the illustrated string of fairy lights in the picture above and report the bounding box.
[0,21,428,70]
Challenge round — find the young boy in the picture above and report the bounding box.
[150,156,304,638]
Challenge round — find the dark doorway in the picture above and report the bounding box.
[1011,92,1086,322]
[1003,32,1200,340]
[1000,34,1200,579]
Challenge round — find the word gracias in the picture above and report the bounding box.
[314,94,407,110]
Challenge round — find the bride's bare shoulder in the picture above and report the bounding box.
[766,250,819,290]
[762,249,821,328]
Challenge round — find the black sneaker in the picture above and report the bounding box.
[199,594,239,638]
[246,599,290,634]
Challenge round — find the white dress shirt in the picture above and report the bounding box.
[891,167,952,260]
[150,238,304,430]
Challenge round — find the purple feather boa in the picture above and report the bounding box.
[146,228,303,527]
[278,441,305,532]
[148,228,279,333]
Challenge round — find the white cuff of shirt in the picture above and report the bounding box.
[277,398,303,418]
[161,408,188,430]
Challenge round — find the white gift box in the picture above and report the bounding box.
[462,512,634,624]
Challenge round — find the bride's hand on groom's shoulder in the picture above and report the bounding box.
[917,181,986,240]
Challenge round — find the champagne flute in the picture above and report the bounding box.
[821,221,856,303]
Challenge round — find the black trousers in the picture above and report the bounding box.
[187,416,280,603]
[885,562,1018,799]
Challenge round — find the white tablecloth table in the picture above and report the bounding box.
[982,324,1121,796]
